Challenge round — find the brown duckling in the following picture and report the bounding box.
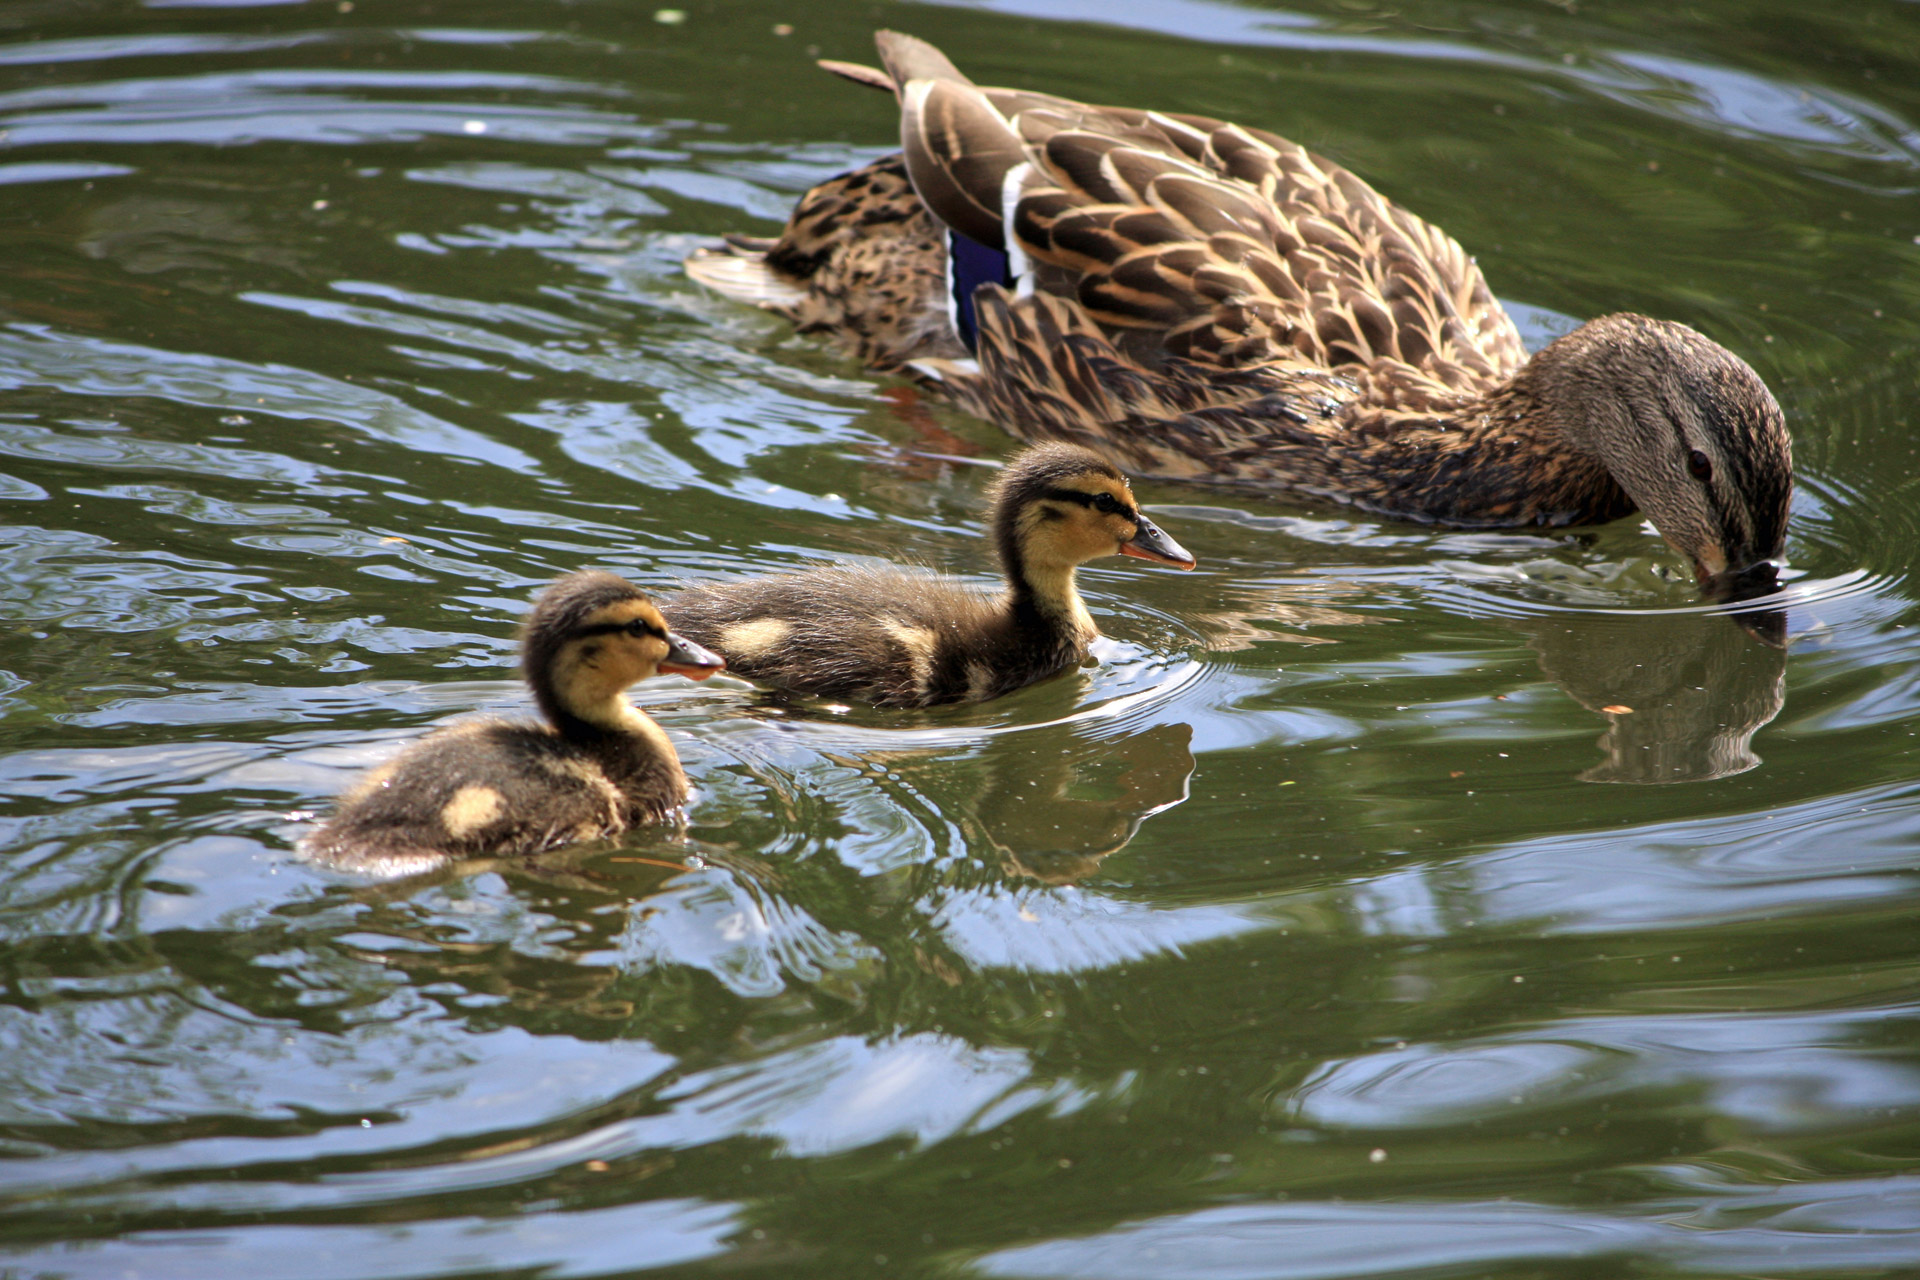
[303,572,725,874]
[687,32,1792,597]
[664,443,1194,708]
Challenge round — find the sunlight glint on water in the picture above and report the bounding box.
[0,2,1917,1278]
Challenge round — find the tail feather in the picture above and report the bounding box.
[685,247,807,310]
[875,30,972,86]
[818,59,897,94]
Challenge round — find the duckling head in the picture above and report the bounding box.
[1525,314,1792,597]
[991,444,1197,591]
[522,571,725,733]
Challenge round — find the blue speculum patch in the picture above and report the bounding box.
[947,227,1014,352]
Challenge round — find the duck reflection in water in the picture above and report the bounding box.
[1528,604,1786,784]
[960,721,1195,884]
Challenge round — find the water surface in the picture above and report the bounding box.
[2,1,1918,1277]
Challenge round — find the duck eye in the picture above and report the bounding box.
[1092,493,1122,515]
[1687,449,1713,482]
[626,619,649,637]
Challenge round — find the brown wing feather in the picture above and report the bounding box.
[900,79,1029,249]
[889,63,1525,407]
[955,287,1352,469]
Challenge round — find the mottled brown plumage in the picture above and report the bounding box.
[663,444,1194,708]
[685,32,1792,593]
[302,572,724,876]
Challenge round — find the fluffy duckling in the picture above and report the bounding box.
[303,572,725,874]
[687,32,1792,597]
[665,443,1194,708]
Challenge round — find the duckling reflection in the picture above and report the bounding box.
[1527,607,1786,783]
[873,721,1195,884]
[1183,580,1375,651]
[982,722,1195,883]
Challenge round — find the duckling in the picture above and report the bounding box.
[302,572,725,874]
[686,31,1792,597]
[664,443,1194,708]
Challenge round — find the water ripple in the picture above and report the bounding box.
[0,4,1914,1278]
[0,323,536,470]
[976,1186,1920,1280]
[915,0,1920,180]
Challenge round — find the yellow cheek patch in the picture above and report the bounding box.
[719,617,792,658]
[440,784,505,838]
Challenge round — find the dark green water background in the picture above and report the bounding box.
[2,1,1918,1277]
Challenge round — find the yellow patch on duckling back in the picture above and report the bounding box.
[719,617,792,659]
[440,784,505,838]
[883,619,939,695]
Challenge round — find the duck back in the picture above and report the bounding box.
[303,720,686,873]
[687,155,961,372]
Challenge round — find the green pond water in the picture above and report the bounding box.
[2,0,1918,1276]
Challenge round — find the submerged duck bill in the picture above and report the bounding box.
[1120,517,1196,569]
[1701,560,1787,647]
[1701,559,1782,604]
[660,631,727,680]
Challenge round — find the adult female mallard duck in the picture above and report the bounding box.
[303,572,724,874]
[687,32,1792,597]
[664,443,1193,708]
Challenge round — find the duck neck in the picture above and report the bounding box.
[533,679,687,800]
[1339,374,1631,528]
[998,530,1097,648]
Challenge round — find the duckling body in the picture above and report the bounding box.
[303,572,724,874]
[687,32,1792,594]
[665,444,1194,708]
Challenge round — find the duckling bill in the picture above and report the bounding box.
[302,572,724,875]
[686,31,1793,597]
[664,443,1194,708]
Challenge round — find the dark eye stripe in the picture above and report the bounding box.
[1041,486,1134,517]
[572,618,666,641]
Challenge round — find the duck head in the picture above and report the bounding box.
[1526,313,1792,597]
[992,443,1197,582]
[523,571,725,731]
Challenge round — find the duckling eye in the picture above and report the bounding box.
[1092,493,1124,515]
[1687,449,1713,483]
[625,619,651,637]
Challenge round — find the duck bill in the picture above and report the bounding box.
[1698,558,1787,648]
[1698,557,1781,605]
[1120,515,1196,570]
[658,631,727,680]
